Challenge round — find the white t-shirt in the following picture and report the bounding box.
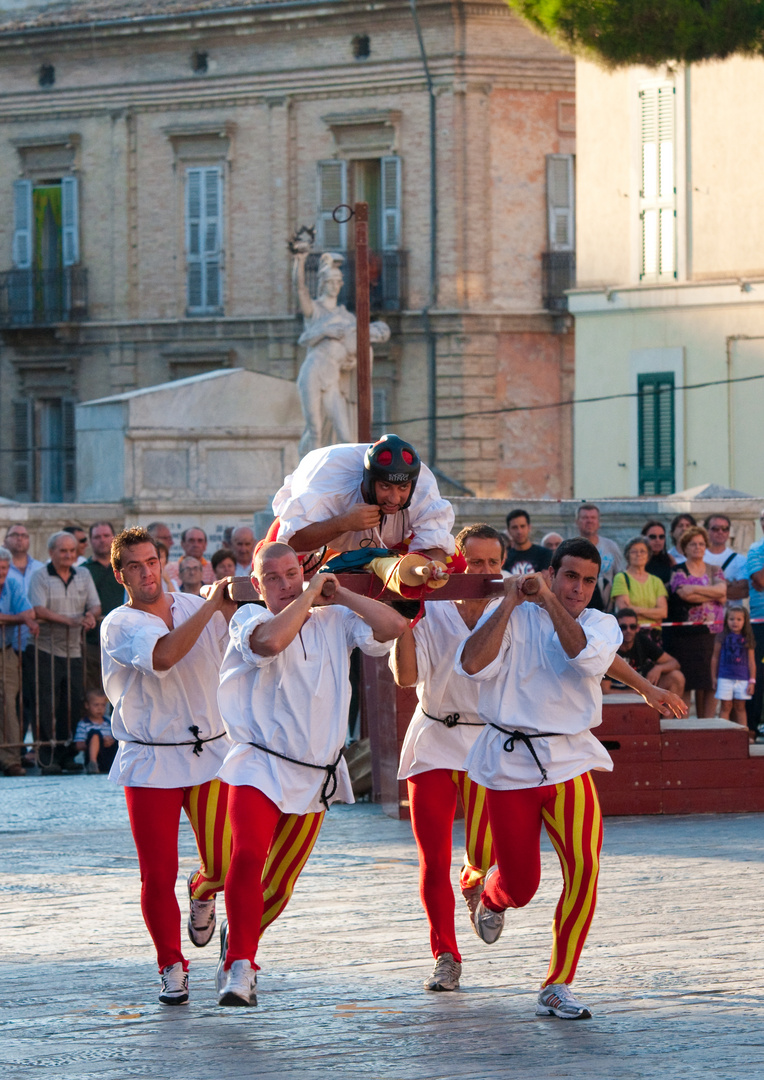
[273,442,456,556]
[217,603,394,814]
[101,594,230,788]
[396,600,499,780]
[455,603,621,790]
[703,547,747,581]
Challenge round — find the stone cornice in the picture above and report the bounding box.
[0,57,573,122]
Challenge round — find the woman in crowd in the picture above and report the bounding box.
[666,525,727,718]
[641,520,674,584]
[667,514,697,562]
[611,536,668,627]
[211,548,237,581]
[155,541,176,593]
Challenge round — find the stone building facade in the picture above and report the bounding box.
[0,0,575,508]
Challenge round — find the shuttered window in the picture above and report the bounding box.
[317,161,347,250]
[61,176,79,266]
[186,166,223,314]
[546,154,575,251]
[640,84,676,280]
[638,373,675,495]
[12,399,34,501]
[380,156,401,250]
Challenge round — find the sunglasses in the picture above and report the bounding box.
[619,622,639,630]
[709,525,730,532]
[646,533,665,540]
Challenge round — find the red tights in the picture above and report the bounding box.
[224,785,324,970]
[483,772,603,986]
[124,779,230,972]
[407,769,493,963]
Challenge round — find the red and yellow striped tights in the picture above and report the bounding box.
[482,770,603,986]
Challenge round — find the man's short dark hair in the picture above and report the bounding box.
[551,537,601,573]
[455,523,506,557]
[576,503,600,518]
[703,513,731,530]
[111,527,158,571]
[89,520,114,539]
[506,508,530,528]
[181,526,207,543]
[616,607,638,622]
[63,524,86,536]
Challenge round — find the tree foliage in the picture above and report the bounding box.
[507,0,764,66]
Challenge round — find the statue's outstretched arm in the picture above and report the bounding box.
[293,251,314,319]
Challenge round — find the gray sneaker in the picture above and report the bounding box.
[85,761,99,774]
[158,962,188,1006]
[535,982,592,1020]
[424,952,462,992]
[187,871,216,947]
[471,865,505,944]
[218,960,257,1007]
[462,882,482,920]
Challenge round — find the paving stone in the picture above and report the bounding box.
[1,776,763,1079]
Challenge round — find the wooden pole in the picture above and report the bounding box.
[354,201,371,443]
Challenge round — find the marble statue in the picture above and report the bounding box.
[292,241,390,457]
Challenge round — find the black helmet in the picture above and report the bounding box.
[362,434,421,510]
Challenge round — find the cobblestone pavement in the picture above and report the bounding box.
[1,776,763,1080]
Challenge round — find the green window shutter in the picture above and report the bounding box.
[12,399,34,500]
[639,84,676,281]
[638,373,675,495]
[316,161,347,250]
[62,397,76,501]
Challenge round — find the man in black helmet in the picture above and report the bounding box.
[272,435,456,565]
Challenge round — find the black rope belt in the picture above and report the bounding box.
[248,742,343,811]
[488,723,562,785]
[422,709,482,729]
[127,725,226,757]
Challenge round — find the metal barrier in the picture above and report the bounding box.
[0,623,90,770]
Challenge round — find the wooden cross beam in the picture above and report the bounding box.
[228,574,505,604]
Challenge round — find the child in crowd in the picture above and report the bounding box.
[712,605,757,738]
[74,688,116,774]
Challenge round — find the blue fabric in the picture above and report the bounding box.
[0,574,32,648]
[745,539,764,620]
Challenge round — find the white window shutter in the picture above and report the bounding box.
[12,179,33,268]
[546,155,574,252]
[61,176,79,266]
[381,156,401,250]
[317,161,347,250]
[639,84,676,280]
[186,166,223,312]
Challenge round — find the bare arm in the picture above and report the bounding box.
[461,584,520,675]
[249,573,334,656]
[293,251,314,319]
[749,647,757,686]
[726,579,749,600]
[34,604,99,630]
[289,504,383,554]
[152,579,231,672]
[391,625,418,687]
[606,654,688,717]
[676,583,727,602]
[531,575,587,659]
[710,639,721,687]
[630,596,668,623]
[751,568,764,592]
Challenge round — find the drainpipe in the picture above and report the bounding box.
[409,0,474,495]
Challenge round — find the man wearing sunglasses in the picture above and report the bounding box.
[604,608,684,696]
[702,515,748,600]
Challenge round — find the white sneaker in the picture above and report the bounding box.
[471,865,505,944]
[215,919,229,994]
[187,871,216,947]
[424,952,462,992]
[535,982,592,1020]
[158,962,188,1006]
[218,959,257,1007]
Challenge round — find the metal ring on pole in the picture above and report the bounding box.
[332,204,354,224]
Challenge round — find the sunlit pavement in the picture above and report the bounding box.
[1,776,763,1079]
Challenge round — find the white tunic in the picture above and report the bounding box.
[101,594,231,789]
[455,604,622,790]
[273,442,456,556]
[217,604,394,814]
[396,600,500,780]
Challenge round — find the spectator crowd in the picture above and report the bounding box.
[2,502,764,778]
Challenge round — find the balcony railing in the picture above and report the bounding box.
[304,250,407,313]
[541,251,576,312]
[0,267,88,327]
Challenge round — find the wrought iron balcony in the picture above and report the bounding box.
[304,250,407,313]
[541,251,576,312]
[0,267,88,328]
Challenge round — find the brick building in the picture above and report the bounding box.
[0,0,575,505]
